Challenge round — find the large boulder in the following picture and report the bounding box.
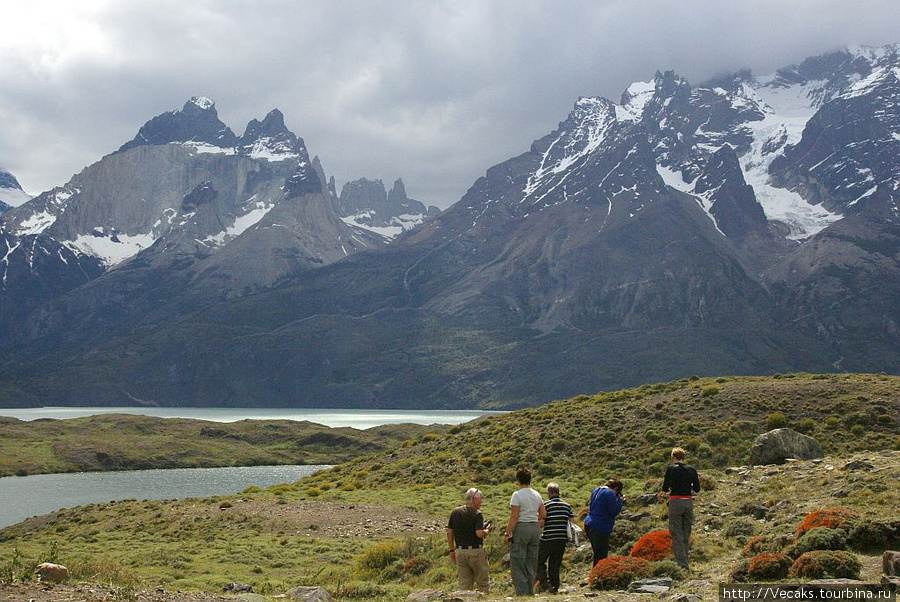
[286,586,333,602]
[35,562,69,583]
[885,551,900,576]
[749,428,823,465]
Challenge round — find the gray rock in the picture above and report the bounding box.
[669,594,703,602]
[234,595,269,602]
[842,460,875,471]
[638,493,660,506]
[407,590,445,602]
[884,550,900,576]
[741,503,768,519]
[223,582,252,593]
[286,586,333,601]
[749,429,823,465]
[629,577,673,594]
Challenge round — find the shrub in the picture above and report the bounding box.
[610,520,640,552]
[648,560,687,580]
[725,517,758,539]
[747,552,792,581]
[588,555,650,590]
[797,418,817,434]
[786,527,846,558]
[788,551,861,580]
[356,540,404,574]
[742,534,790,558]
[796,508,860,537]
[700,385,719,398]
[729,558,751,582]
[401,556,430,576]
[765,412,787,429]
[306,487,321,497]
[700,474,718,491]
[846,519,900,552]
[630,530,672,561]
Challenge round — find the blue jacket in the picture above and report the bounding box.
[583,486,623,535]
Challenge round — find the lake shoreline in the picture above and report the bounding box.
[0,464,332,529]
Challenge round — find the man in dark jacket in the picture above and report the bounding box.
[583,478,624,566]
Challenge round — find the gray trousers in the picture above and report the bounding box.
[509,522,541,595]
[668,498,693,569]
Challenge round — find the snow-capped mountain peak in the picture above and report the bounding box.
[0,169,33,209]
[238,109,305,162]
[523,96,619,202]
[118,96,238,153]
[617,79,656,122]
[189,96,215,111]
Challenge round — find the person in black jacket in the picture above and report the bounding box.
[661,447,700,569]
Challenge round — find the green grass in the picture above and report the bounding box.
[300,373,899,492]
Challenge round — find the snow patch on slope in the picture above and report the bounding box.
[741,79,842,239]
[244,138,301,162]
[617,80,656,122]
[183,141,236,155]
[840,66,900,99]
[523,97,618,202]
[0,187,32,208]
[656,165,725,236]
[340,210,427,239]
[204,200,275,245]
[67,232,156,266]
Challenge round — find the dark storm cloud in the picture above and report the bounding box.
[1,0,896,208]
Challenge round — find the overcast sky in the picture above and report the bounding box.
[1,0,896,209]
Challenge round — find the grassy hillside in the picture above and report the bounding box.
[0,373,897,600]
[0,414,447,476]
[301,373,899,492]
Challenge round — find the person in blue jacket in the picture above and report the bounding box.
[583,477,624,566]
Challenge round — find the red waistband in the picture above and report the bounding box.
[669,495,693,499]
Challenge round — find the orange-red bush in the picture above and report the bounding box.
[588,555,651,590]
[795,508,860,538]
[630,530,673,561]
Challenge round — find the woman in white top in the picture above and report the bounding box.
[504,466,546,595]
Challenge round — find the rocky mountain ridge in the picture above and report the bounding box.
[1,45,899,408]
[335,177,440,239]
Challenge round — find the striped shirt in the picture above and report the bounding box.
[540,497,574,542]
